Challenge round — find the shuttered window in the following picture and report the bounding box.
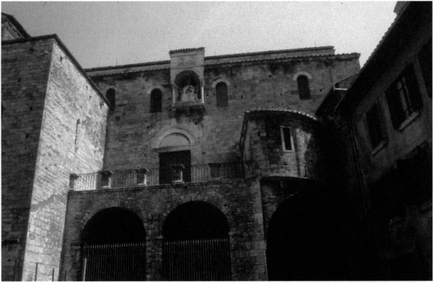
[386,65,422,129]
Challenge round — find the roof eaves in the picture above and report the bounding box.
[245,107,318,121]
[337,2,419,111]
[1,12,30,38]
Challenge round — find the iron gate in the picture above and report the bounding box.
[162,237,231,281]
[82,242,146,281]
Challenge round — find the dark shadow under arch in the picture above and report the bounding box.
[163,201,229,240]
[267,192,341,280]
[82,207,145,244]
[81,207,146,281]
[162,201,231,280]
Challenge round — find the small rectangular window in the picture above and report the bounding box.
[280,127,294,151]
[366,103,385,149]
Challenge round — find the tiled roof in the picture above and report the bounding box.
[205,46,334,60]
[245,107,317,121]
[85,52,359,76]
[169,47,205,54]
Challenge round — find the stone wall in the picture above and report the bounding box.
[88,51,359,171]
[20,38,109,281]
[61,179,266,281]
[1,38,53,281]
[242,110,326,183]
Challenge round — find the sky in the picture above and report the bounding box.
[2,1,397,69]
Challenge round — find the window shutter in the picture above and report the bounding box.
[386,86,405,129]
[405,65,423,111]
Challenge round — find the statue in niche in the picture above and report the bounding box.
[178,77,198,102]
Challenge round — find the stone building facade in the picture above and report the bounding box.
[2,2,432,281]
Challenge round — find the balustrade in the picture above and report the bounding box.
[70,162,246,191]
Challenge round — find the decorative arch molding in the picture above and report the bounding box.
[152,126,196,150]
[211,78,231,89]
[292,71,312,81]
[147,85,165,95]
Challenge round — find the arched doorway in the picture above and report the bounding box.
[162,201,231,280]
[81,208,146,281]
[267,193,337,280]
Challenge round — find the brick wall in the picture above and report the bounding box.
[20,39,109,281]
[61,179,266,280]
[2,38,53,281]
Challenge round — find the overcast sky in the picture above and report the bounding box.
[2,1,397,69]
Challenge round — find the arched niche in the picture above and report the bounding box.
[173,70,202,103]
[159,133,190,148]
[152,127,195,151]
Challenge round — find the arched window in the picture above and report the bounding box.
[216,82,228,107]
[297,75,311,100]
[150,89,162,113]
[106,88,116,111]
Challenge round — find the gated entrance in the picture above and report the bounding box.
[162,201,231,280]
[81,208,146,281]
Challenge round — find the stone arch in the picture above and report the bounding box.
[81,207,147,280]
[152,126,195,150]
[161,201,231,280]
[211,78,231,89]
[146,85,165,95]
[292,71,312,81]
[81,207,146,244]
[163,201,230,240]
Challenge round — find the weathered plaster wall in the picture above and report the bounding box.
[61,179,266,281]
[21,39,109,281]
[1,38,52,281]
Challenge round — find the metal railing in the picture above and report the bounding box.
[70,162,244,191]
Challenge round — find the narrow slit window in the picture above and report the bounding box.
[281,127,294,151]
[74,119,80,152]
